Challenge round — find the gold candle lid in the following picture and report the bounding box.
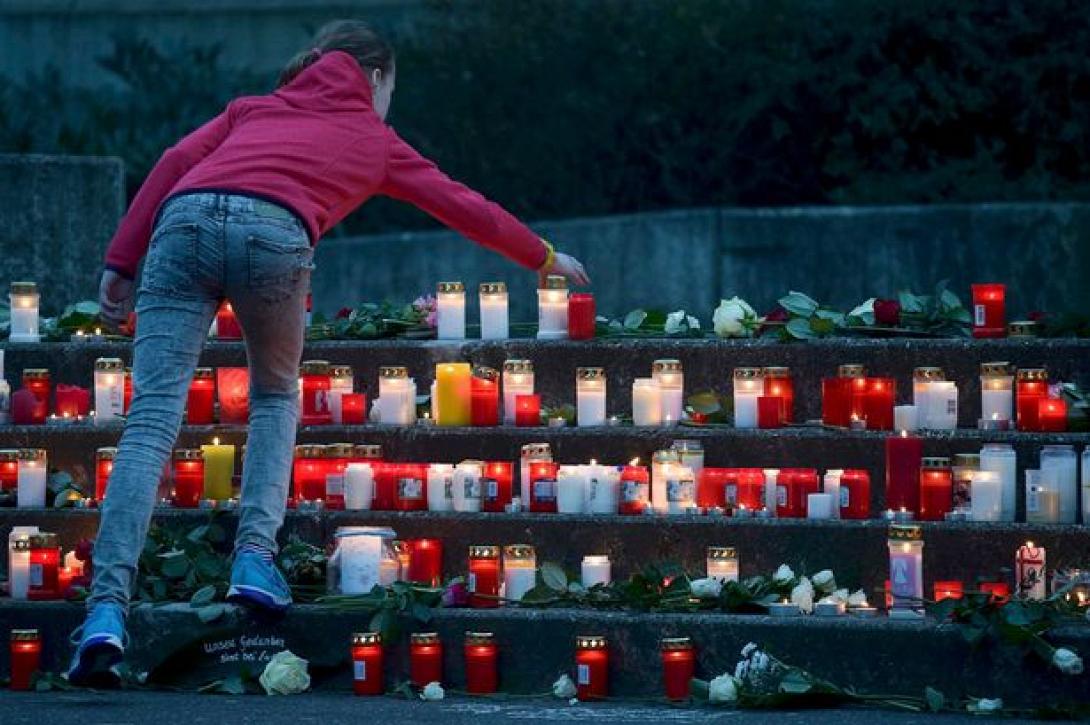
[503,544,536,560]
[324,443,355,458]
[838,364,866,377]
[10,539,31,552]
[952,453,980,469]
[479,282,507,295]
[763,366,791,377]
[437,281,465,294]
[351,632,382,646]
[660,636,693,650]
[353,444,383,459]
[733,367,764,380]
[10,629,39,641]
[980,361,1013,377]
[520,442,551,458]
[299,360,331,376]
[913,367,945,381]
[0,449,21,461]
[465,631,495,645]
[21,369,50,379]
[29,532,59,548]
[921,456,951,469]
[707,546,737,560]
[653,449,680,464]
[1016,367,1047,381]
[473,366,499,382]
[17,448,46,461]
[411,632,440,645]
[575,635,607,649]
[542,275,567,290]
[173,448,204,461]
[94,358,125,372]
[576,367,605,381]
[96,447,118,461]
[469,545,501,559]
[379,365,409,379]
[9,281,38,295]
[330,365,354,378]
[888,524,923,541]
[503,359,534,375]
[1008,320,1038,338]
[193,367,215,379]
[652,359,683,374]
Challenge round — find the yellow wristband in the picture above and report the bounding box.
[538,238,556,272]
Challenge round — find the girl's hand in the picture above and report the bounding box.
[539,252,591,288]
[98,269,135,329]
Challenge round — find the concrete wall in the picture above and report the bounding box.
[0,154,125,315]
[312,203,1090,322]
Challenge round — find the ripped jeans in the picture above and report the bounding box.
[89,192,314,610]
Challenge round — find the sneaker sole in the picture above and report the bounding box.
[68,640,124,689]
[226,584,291,613]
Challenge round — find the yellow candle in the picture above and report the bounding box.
[201,437,235,501]
[435,363,472,426]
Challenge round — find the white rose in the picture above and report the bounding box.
[712,297,757,339]
[741,642,759,658]
[772,564,795,585]
[421,682,445,701]
[847,589,869,607]
[1052,648,1084,675]
[690,577,724,599]
[259,650,311,696]
[708,674,739,703]
[664,310,695,335]
[552,674,577,699]
[790,576,815,615]
[811,570,836,594]
[830,588,850,603]
[848,298,876,324]
[967,698,1003,713]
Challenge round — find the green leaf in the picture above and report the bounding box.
[898,290,925,313]
[195,603,230,623]
[190,584,217,607]
[160,551,190,579]
[785,318,816,339]
[410,601,433,623]
[779,670,814,694]
[925,686,945,712]
[541,562,568,592]
[809,317,837,336]
[686,391,722,415]
[777,291,819,317]
[623,309,648,330]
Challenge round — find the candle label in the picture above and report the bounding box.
[533,479,557,502]
[463,477,481,499]
[326,473,344,497]
[776,485,788,508]
[620,480,648,502]
[354,661,366,680]
[29,563,42,587]
[890,553,920,601]
[974,304,986,326]
[443,477,454,501]
[725,484,738,506]
[483,478,499,500]
[468,572,477,592]
[399,478,424,501]
[666,478,695,502]
[839,487,850,508]
[1016,546,1046,600]
[577,664,590,685]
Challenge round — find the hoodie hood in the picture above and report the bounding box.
[275,50,374,112]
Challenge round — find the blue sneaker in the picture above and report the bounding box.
[66,603,126,688]
[226,550,292,613]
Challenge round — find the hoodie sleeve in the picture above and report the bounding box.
[103,105,236,278]
[378,130,548,270]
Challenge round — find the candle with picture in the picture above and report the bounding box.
[887,524,924,618]
[350,632,384,696]
[574,635,609,700]
[1016,542,1046,600]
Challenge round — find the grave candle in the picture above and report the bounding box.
[519,443,553,507]
[1015,368,1048,431]
[619,459,650,515]
[845,366,869,423]
[918,457,953,521]
[8,532,34,600]
[979,362,1013,425]
[807,493,835,519]
[732,367,763,429]
[478,282,509,340]
[576,367,607,427]
[575,635,609,701]
[215,367,249,424]
[339,393,367,424]
[971,283,1005,338]
[673,439,705,475]
[821,366,857,427]
[586,462,619,514]
[706,546,739,582]
[22,369,51,416]
[763,367,794,423]
[291,445,326,504]
[94,447,117,503]
[55,384,89,420]
[503,544,537,602]
[215,302,242,339]
[934,581,964,601]
[410,632,443,687]
[11,388,44,425]
[0,354,8,425]
[887,524,924,617]
[969,470,1001,522]
[980,582,1011,603]
[1016,542,1046,600]
[470,367,500,427]
[172,449,204,508]
[92,358,126,423]
[762,468,780,515]
[979,443,1017,521]
[436,281,466,340]
[537,275,569,340]
[0,450,19,492]
[1040,445,1078,524]
[323,443,353,510]
[928,381,958,431]
[201,438,235,502]
[839,469,870,520]
[734,468,765,511]
[344,462,375,511]
[8,282,40,343]
[464,632,499,693]
[822,470,842,520]
[482,461,514,512]
[778,468,819,519]
[885,432,922,514]
[27,533,61,600]
[328,365,354,424]
[350,632,384,696]
[528,460,559,513]
[9,629,41,691]
[556,465,588,514]
[514,394,541,427]
[652,359,684,423]
[757,395,785,429]
[376,366,413,425]
[468,546,501,608]
[632,378,663,426]
[568,293,596,340]
[407,538,443,587]
[186,368,215,424]
[951,453,978,513]
[16,448,47,508]
[1083,448,1090,524]
[502,360,534,425]
[123,368,133,413]
[698,468,729,509]
[394,464,426,512]
[863,377,896,430]
[1025,469,1060,524]
[1038,397,1067,432]
[581,555,612,588]
[453,460,483,513]
[664,463,696,515]
[425,463,454,513]
[893,405,918,433]
[299,360,332,426]
[660,638,696,701]
[336,526,396,594]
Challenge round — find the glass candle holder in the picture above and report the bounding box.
[425,463,454,513]
[8,282,40,343]
[453,460,484,513]
[332,527,397,595]
[123,368,133,414]
[822,364,864,427]
[328,364,355,424]
[436,363,472,426]
[528,460,560,513]
[92,357,125,424]
[697,468,729,509]
[706,546,739,583]
[471,367,501,427]
[171,449,204,508]
[979,443,1017,522]
[395,464,427,513]
[16,448,47,508]
[0,450,19,492]
[1015,368,1048,432]
[214,301,242,339]
[482,461,514,512]
[343,462,374,512]
[863,377,896,431]
[410,632,443,687]
[436,281,466,340]
[918,457,953,521]
[478,282,509,340]
[980,581,1011,603]
[503,544,537,602]
[22,368,51,415]
[464,632,498,694]
[951,453,978,513]
[763,367,794,423]
[299,360,332,426]
[291,445,326,504]
[575,635,609,701]
[651,359,684,424]
[185,367,216,425]
[660,637,696,701]
[556,465,587,514]
[733,468,766,511]
[502,360,534,425]
[576,367,607,427]
[339,393,367,424]
[887,525,924,616]
[756,395,784,429]
[776,468,819,519]
[468,545,501,608]
[27,532,61,600]
[580,555,611,588]
[979,362,1013,426]
[9,629,41,691]
[664,462,697,515]
[650,449,680,514]
[1038,397,1067,433]
[537,275,569,340]
[672,439,705,475]
[215,367,249,424]
[619,459,650,515]
[971,283,1005,338]
[514,394,541,427]
[1025,469,1060,524]
[378,366,415,425]
[351,632,384,696]
[885,432,922,515]
[934,580,964,601]
[94,447,117,503]
[518,443,552,506]
[839,469,871,520]
[1008,320,1038,338]
[732,367,764,429]
[1040,445,1078,524]
[568,293,596,340]
[632,378,663,426]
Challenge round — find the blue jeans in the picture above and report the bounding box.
[89,192,314,610]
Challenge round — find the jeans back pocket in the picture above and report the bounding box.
[142,221,200,298]
[246,233,315,304]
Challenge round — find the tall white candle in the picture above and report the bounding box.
[537,275,569,340]
[378,367,415,425]
[763,469,780,515]
[556,465,588,514]
[426,464,455,512]
[665,463,696,515]
[576,368,607,427]
[7,526,38,600]
[652,359,684,423]
[979,444,1017,522]
[8,282,40,343]
[893,405,918,433]
[732,368,763,429]
[436,282,466,340]
[453,460,483,513]
[581,555,611,588]
[926,382,958,431]
[94,357,126,424]
[587,463,619,514]
[807,493,835,519]
[328,365,355,424]
[822,469,842,520]
[912,368,944,429]
[503,545,537,601]
[16,449,46,508]
[344,463,374,511]
[502,360,534,426]
[980,362,1014,423]
[632,378,663,426]
[969,470,1001,522]
[1039,445,1077,524]
[1016,542,1046,600]
[1025,469,1060,524]
[651,450,680,514]
[478,282,509,340]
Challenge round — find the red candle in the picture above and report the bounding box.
[697,468,729,508]
[395,463,427,512]
[528,460,559,513]
[123,368,133,414]
[95,447,117,503]
[55,384,90,419]
[660,637,695,701]
[1015,369,1048,431]
[470,368,501,427]
[885,432,923,513]
[0,450,19,491]
[372,462,399,511]
[300,360,332,426]
[619,461,650,515]
[22,369,51,413]
[482,461,513,512]
[575,635,609,701]
[776,468,818,519]
[514,394,541,427]
[215,301,243,340]
[351,632,384,696]
[838,469,871,520]
[407,538,443,586]
[568,293,596,340]
[934,580,964,601]
[756,396,784,429]
[971,283,1005,338]
[863,378,895,431]
[410,632,443,687]
[27,533,61,600]
[172,449,205,508]
[468,546,501,608]
[464,632,498,694]
[1038,397,1067,432]
[848,374,869,422]
[9,629,41,691]
[11,388,46,425]
[216,368,250,424]
[340,393,367,424]
[980,582,1011,603]
[763,368,794,423]
[290,445,326,503]
[186,368,215,424]
[324,443,353,510]
[822,364,865,427]
[918,458,952,521]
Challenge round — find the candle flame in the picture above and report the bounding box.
[629,457,640,466]
[95,327,102,335]
[590,459,597,466]
[1026,540,1034,549]
[212,436,220,445]
[900,430,908,438]
[76,330,85,337]
[992,412,999,420]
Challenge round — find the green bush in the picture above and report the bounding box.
[2,0,1089,235]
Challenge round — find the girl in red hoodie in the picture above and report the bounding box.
[69,19,589,687]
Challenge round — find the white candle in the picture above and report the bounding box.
[426,464,455,512]
[762,469,780,515]
[581,555,611,588]
[893,405,918,433]
[652,359,684,423]
[631,378,663,426]
[1082,448,1090,524]
[665,463,696,515]
[557,465,588,513]
[979,444,1017,521]
[576,368,607,427]
[732,368,763,429]
[672,440,704,475]
[912,368,943,429]
[8,282,40,343]
[807,493,834,519]
[328,365,355,424]
[1025,469,1060,524]
[888,525,924,616]
[378,367,415,425]
[586,463,619,515]
[969,470,1001,522]
[926,382,958,431]
[0,350,9,424]
[706,546,739,583]
[503,360,534,425]
[334,527,395,595]
[537,276,569,340]
[94,358,126,424]
[651,450,679,514]
[16,449,47,508]
[1016,542,1046,600]
[1040,445,1078,524]
[453,460,483,513]
[436,282,466,340]
[344,463,374,511]
[478,282,509,340]
[822,470,842,520]
[980,363,1013,423]
[503,545,536,601]
[7,526,38,600]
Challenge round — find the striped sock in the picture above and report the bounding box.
[238,543,274,562]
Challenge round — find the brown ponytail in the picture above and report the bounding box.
[278,20,395,88]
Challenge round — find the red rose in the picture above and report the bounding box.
[1027,311,1050,323]
[764,306,790,323]
[874,299,901,327]
[335,307,353,319]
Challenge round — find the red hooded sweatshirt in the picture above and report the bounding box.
[104,50,548,278]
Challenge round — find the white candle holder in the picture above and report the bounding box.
[980,361,1014,426]
[502,360,534,426]
[378,366,416,425]
[537,275,569,340]
[576,367,607,427]
[478,282,509,340]
[632,378,663,427]
[652,359,684,423]
[732,368,764,429]
[8,282,40,343]
[436,282,466,340]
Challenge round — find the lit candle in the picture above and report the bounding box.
[502,360,534,425]
[652,359,684,423]
[468,545,501,608]
[822,470,842,520]
[123,368,133,414]
[453,460,483,513]
[632,378,663,426]
[698,468,728,509]
[980,581,1011,603]
[344,463,375,511]
[779,468,819,519]
[9,629,42,691]
[933,580,963,601]
[328,365,355,424]
[760,367,795,423]
[435,363,472,426]
[1040,445,1078,524]
[93,357,126,424]
[576,367,607,427]
[885,432,922,515]
[1015,542,1046,600]
[574,635,609,701]
[503,544,537,602]
[732,367,763,429]
[0,450,20,493]
[528,460,560,513]
[8,281,40,343]
[893,405,918,433]
[706,546,739,582]
[839,469,870,520]
[918,457,952,521]
[568,293,596,340]
[16,448,47,508]
[214,301,242,340]
[339,393,367,424]
[94,447,117,503]
[186,367,216,425]
[172,449,204,508]
[971,283,1006,338]
[863,377,896,430]
[299,360,332,426]
[514,394,541,427]
[378,366,415,425]
[1025,469,1060,524]
[291,445,326,504]
[1038,397,1067,432]
[979,362,1013,425]
[519,443,552,507]
[664,462,696,515]
[426,463,455,512]
[822,364,865,427]
[27,532,61,600]
[673,439,705,475]
[927,381,958,431]
[478,282,509,340]
[406,538,443,587]
[8,527,37,600]
[464,632,499,693]
[482,461,514,512]
[215,367,250,424]
[200,437,235,502]
[409,632,443,687]
[21,369,51,420]
[537,275,569,340]
[350,632,384,696]
[762,468,780,515]
[586,461,619,515]
[556,465,589,514]
[969,470,1001,522]
[951,453,978,513]
[581,554,611,587]
[887,524,924,618]
[336,526,396,594]
[756,395,785,429]
[660,637,696,701]
[979,443,1017,521]
[1015,368,1048,431]
[436,281,466,340]
[619,459,650,515]
[470,367,500,427]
